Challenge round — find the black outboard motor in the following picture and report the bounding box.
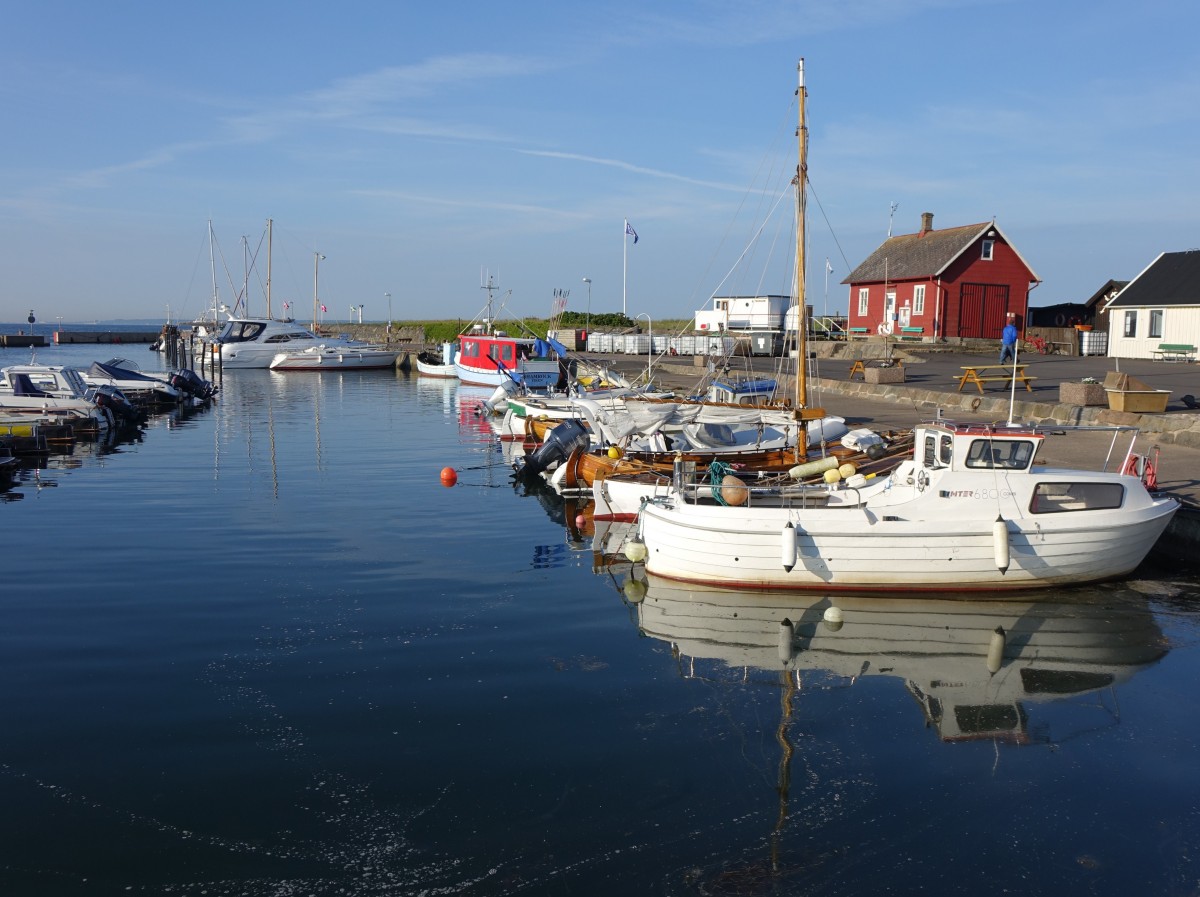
[90,385,145,425]
[513,418,590,479]
[170,368,218,401]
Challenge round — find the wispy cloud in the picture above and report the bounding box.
[519,149,751,192]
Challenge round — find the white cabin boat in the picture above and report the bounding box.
[634,419,1179,592]
[0,364,139,429]
[213,317,370,369]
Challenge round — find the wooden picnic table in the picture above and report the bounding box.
[956,364,1038,394]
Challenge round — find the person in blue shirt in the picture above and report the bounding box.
[999,314,1018,364]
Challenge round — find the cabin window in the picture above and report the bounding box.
[923,435,937,468]
[939,434,953,465]
[1149,309,1163,339]
[964,439,1035,470]
[1123,310,1137,338]
[981,239,994,261]
[1030,482,1124,514]
[857,288,869,316]
[913,284,926,315]
[501,345,515,364]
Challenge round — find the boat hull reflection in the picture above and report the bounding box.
[630,577,1167,743]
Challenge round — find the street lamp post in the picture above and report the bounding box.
[582,277,592,344]
[636,312,652,384]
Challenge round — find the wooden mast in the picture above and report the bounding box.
[794,57,808,411]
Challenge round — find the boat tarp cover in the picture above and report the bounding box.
[534,337,569,358]
[88,361,161,383]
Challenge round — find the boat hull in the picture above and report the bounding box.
[269,349,398,370]
[639,495,1178,592]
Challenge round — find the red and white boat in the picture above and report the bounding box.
[454,330,566,390]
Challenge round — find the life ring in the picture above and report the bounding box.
[1054,313,1066,327]
[877,321,894,336]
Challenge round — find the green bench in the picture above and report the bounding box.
[848,327,869,339]
[900,326,924,341]
[1151,343,1196,362]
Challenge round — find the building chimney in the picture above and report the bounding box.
[919,212,934,236]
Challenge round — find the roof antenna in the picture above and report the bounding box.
[888,202,898,237]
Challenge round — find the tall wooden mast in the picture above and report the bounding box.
[794,57,808,411]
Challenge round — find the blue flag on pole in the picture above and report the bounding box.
[625,222,639,244]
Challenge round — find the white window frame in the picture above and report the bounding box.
[1123,309,1138,338]
[857,288,869,316]
[981,239,994,261]
[913,284,926,315]
[1149,309,1163,339]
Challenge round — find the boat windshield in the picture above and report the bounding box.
[964,439,1035,470]
[218,321,267,343]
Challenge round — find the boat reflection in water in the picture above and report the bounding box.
[622,573,1167,745]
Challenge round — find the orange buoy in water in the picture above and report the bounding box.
[440,467,458,487]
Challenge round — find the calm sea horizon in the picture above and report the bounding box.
[2,340,1199,896]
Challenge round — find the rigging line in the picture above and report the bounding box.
[707,183,793,301]
[805,179,854,273]
[683,102,797,314]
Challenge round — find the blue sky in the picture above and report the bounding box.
[2,0,1198,325]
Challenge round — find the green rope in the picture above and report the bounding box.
[709,460,734,505]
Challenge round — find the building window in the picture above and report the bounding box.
[857,288,869,316]
[1123,310,1137,338]
[981,240,994,261]
[913,284,926,315]
[1149,309,1163,339]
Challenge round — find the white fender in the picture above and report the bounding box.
[993,515,1010,574]
[781,521,798,571]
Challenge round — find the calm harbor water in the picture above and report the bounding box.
[3,338,1200,896]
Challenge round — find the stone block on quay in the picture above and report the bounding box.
[864,365,905,384]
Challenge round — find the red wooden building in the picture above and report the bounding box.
[843,213,1040,340]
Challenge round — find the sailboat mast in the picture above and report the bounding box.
[794,58,808,410]
[266,218,273,320]
[208,220,219,319]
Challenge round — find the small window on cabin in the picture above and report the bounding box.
[501,345,514,363]
[1123,310,1137,338]
[939,434,953,465]
[1149,309,1163,339]
[965,439,1035,470]
[981,240,994,261]
[1030,482,1124,514]
[923,435,937,467]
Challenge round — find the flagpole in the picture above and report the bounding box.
[622,218,629,317]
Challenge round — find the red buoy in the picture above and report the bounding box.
[575,514,587,528]
[440,467,458,487]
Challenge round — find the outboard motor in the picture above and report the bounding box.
[513,418,590,479]
[170,368,218,401]
[89,385,144,425]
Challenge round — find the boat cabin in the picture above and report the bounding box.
[706,377,778,406]
[217,319,317,345]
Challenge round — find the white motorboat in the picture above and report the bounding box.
[0,364,141,429]
[269,344,398,371]
[634,418,1178,591]
[78,359,217,404]
[213,317,372,369]
[415,342,459,378]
